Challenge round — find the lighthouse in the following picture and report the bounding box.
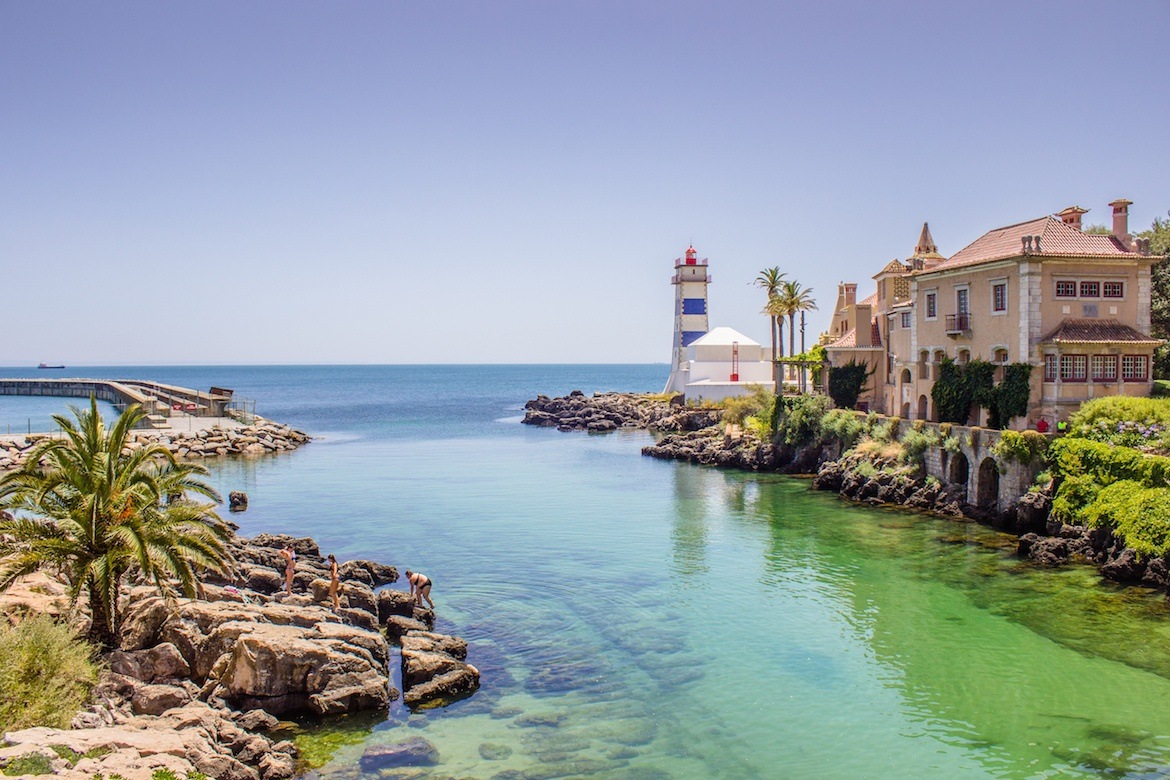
[664,245,711,394]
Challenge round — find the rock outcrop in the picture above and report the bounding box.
[2,700,298,780]
[523,391,720,434]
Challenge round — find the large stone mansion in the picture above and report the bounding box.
[824,199,1164,428]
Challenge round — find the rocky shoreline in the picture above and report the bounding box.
[0,532,480,780]
[0,417,311,473]
[522,391,720,433]
[529,390,1170,597]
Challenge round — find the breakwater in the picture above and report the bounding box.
[0,417,310,473]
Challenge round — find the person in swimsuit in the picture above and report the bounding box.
[405,569,434,609]
[279,545,296,596]
[327,554,341,611]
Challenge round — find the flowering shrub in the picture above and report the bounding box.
[1067,397,1170,453]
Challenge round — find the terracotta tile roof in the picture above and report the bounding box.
[1038,318,1162,345]
[857,292,877,307]
[827,327,857,348]
[826,316,884,350]
[926,215,1138,273]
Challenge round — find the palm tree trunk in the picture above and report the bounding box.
[770,316,779,393]
[789,313,796,360]
[88,588,117,651]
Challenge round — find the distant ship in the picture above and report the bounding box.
[37,363,65,369]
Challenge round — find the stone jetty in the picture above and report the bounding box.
[0,417,310,473]
[0,532,479,780]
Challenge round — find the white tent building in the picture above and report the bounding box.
[675,326,773,402]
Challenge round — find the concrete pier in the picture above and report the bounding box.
[0,378,235,429]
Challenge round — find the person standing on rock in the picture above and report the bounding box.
[406,569,434,609]
[279,545,296,596]
[327,553,341,611]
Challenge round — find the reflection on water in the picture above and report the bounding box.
[158,365,1170,779]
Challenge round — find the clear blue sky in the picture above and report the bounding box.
[2,1,1167,365]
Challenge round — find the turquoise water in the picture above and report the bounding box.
[4,365,1170,778]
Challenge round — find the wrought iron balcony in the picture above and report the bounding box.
[945,313,970,335]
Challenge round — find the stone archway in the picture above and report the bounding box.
[948,451,969,487]
[901,402,911,417]
[976,458,999,509]
[917,394,929,421]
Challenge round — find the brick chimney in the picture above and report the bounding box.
[1110,199,1133,245]
[1057,206,1087,230]
[844,282,857,307]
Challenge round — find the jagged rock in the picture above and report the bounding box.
[233,709,279,733]
[131,684,192,716]
[108,642,192,683]
[400,631,467,660]
[1018,533,1070,565]
[378,589,416,623]
[385,614,429,641]
[402,666,481,709]
[1100,548,1148,583]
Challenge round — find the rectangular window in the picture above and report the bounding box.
[1103,282,1124,298]
[901,311,911,328]
[1056,280,1077,298]
[926,293,937,319]
[993,282,1007,312]
[1080,281,1100,298]
[1091,355,1118,381]
[956,288,969,315]
[1123,355,1149,381]
[1060,355,1087,381]
[1044,354,1057,381]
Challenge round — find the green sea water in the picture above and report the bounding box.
[3,365,1168,778]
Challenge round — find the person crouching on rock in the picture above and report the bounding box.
[279,545,296,596]
[327,553,341,611]
[406,569,434,609]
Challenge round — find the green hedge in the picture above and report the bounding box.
[1049,438,1170,553]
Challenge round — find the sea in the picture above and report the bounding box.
[4,364,1170,779]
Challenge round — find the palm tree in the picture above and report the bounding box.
[755,267,786,392]
[0,398,234,649]
[779,280,817,360]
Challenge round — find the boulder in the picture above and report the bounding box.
[385,614,430,641]
[229,491,249,512]
[131,684,193,716]
[1100,548,1148,583]
[402,667,481,709]
[359,737,439,771]
[377,589,416,623]
[400,631,467,660]
[107,642,192,683]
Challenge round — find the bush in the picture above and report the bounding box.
[1067,396,1170,452]
[828,360,871,409]
[1082,480,1170,556]
[991,430,1049,464]
[0,616,99,733]
[774,394,832,447]
[820,409,864,449]
[721,386,774,427]
[899,426,941,466]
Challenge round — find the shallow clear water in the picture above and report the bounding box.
[4,365,1170,778]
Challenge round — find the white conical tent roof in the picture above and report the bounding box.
[689,326,761,348]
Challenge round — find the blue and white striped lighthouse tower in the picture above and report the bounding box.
[664,245,711,394]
